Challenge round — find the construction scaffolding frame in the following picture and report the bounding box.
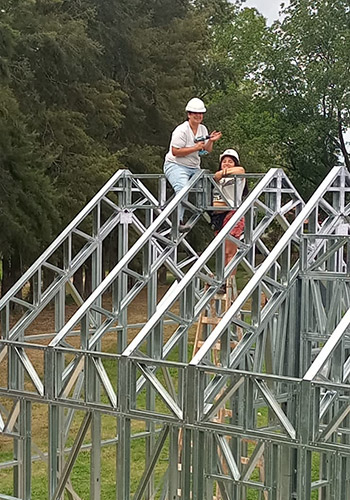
[1,166,350,499]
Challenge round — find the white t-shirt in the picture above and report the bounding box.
[213,176,246,207]
[164,121,209,168]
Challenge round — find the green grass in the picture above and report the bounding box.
[0,294,320,499]
[0,385,324,500]
[0,415,325,499]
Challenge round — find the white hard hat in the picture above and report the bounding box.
[185,97,206,113]
[219,149,240,164]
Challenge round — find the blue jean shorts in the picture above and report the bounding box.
[163,162,199,193]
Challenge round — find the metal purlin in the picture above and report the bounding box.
[0,168,213,500]
[186,166,350,500]
[2,167,350,499]
[122,168,305,500]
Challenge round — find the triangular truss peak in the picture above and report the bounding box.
[2,167,350,500]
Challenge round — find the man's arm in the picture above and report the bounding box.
[172,142,205,157]
[204,131,222,152]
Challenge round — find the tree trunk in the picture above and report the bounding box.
[1,258,11,298]
[337,110,350,169]
[0,253,22,299]
[73,266,84,298]
[84,260,92,299]
[158,266,167,285]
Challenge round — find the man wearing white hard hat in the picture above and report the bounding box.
[163,97,222,232]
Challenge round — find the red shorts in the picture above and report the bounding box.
[214,210,245,239]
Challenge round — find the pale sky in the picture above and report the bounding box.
[243,0,289,24]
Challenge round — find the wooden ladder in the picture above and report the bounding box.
[193,277,266,500]
[193,276,241,363]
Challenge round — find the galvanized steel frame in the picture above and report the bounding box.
[1,167,350,499]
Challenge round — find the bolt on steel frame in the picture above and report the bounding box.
[1,167,350,499]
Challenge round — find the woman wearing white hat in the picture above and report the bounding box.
[212,149,246,278]
[163,97,222,232]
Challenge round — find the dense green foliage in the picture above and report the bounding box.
[0,0,349,294]
[260,0,350,195]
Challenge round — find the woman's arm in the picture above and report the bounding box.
[214,166,245,181]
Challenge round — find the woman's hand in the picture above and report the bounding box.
[214,168,228,181]
[214,166,245,182]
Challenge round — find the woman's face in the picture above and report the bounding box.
[221,156,236,169]
[188,112,204,125]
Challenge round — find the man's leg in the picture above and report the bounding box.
[164,163,195,222]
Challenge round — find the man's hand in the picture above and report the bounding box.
[209,131,222,142]
[195,141,205,151]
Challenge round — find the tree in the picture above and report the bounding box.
[5,0,126,218]
[0,0,213,291]
[0,85,59,294]
[83,0,208,151]
[194,1,279,174]
[0,0,127,293]
[260,0,350,194]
